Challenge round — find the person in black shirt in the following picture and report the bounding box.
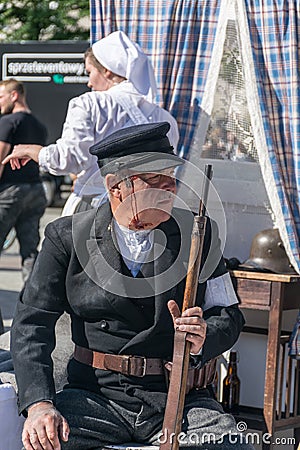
[0,78,47,281]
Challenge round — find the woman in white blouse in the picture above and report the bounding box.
[3,31,179,216]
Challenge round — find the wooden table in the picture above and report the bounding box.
[231,270,300,449]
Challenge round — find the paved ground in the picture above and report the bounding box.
[0,206,62,332]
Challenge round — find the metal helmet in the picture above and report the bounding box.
[242,228,296,274]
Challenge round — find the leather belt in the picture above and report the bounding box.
[74,345,165,378]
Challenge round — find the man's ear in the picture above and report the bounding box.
[10,90,18,102]
[105,174,122,199]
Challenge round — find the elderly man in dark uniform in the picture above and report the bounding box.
[11,122,253,450]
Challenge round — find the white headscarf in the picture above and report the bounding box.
[92,30,157,102]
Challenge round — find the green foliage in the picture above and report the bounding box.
[0,0,90,41]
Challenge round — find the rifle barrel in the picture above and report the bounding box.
[199,164,213,216]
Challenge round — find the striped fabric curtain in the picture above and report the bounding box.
[90,0,221,158]
[239,0,300,272]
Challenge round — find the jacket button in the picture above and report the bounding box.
[99,320,109,330]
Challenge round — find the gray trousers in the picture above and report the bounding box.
[0,183,46,281]
[56,388,255,450]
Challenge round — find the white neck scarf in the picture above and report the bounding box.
[113,219,153,277]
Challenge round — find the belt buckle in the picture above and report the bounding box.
[135,356,147,377]
[121,356,147,377]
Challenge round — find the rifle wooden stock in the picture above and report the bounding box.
[160,164,212,450]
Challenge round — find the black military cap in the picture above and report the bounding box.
[89,122,184,176]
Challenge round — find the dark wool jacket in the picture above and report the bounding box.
[11,203,245,413]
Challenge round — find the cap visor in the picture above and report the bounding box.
[101,152,184,176]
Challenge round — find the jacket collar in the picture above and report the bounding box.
[84,202,184,288]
